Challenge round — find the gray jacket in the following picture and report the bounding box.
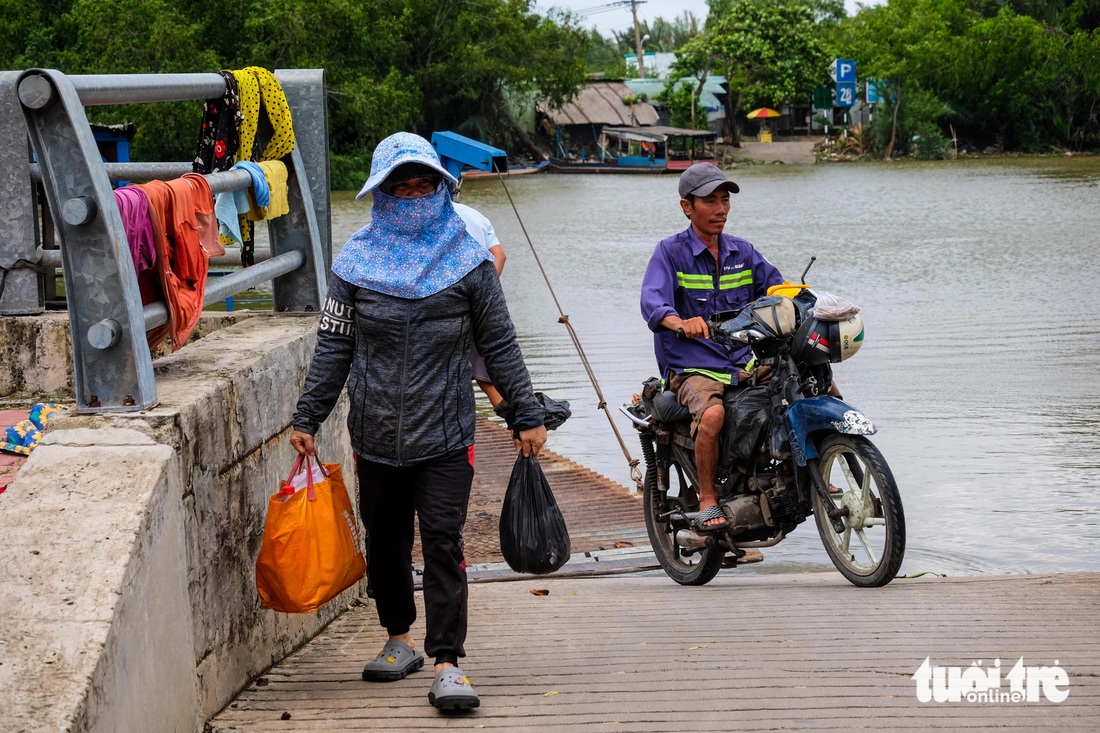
[293,261,544,466]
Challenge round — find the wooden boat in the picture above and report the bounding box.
[459,161,548,179]
[549,126,717,174]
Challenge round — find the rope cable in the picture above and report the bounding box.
[494,171,643,491]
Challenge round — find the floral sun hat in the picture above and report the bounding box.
[355,132,458,200]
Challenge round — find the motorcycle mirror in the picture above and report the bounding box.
[800,256,817,284]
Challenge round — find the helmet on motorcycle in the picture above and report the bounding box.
[745,295,797,339]
[835,314,864,361]
[713,296,798,358]
[792,313,865,365]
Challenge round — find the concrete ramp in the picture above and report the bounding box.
[0,314,358,733]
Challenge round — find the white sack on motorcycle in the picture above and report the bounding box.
[812,292,861,321]
[499,454,571,574]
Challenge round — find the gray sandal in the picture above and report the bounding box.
[692,504,729,533]
[362,639,424,682]
[428,666,480,710]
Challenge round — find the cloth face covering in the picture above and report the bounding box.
[332,186,491,299]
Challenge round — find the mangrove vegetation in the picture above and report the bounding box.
[2,0,1098,181]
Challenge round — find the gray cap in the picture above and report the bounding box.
[678,162,740,198]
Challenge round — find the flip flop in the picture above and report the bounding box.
[428,666,480,710]
[362,639,424,682]
[692,504,729,533]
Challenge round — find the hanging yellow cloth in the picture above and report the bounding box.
[226,67,295,249]
[229,67,296,163]
[247,161,291,221]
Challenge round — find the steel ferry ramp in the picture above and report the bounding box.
[208,420,1100,731]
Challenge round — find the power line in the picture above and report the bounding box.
[572,1,646,18]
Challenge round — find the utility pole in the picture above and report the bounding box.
[575,1,649,76]
[630,0,646,78]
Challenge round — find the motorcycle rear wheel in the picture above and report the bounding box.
[644,459,723,586]
[811,434,906,587]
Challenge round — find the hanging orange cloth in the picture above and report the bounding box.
[139,179,209,352]
[182,173,226,257]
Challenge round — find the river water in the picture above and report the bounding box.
[328,157,1100,578]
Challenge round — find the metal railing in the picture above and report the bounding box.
[0,69,331,413]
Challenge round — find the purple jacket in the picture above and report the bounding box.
[641,227,782,384]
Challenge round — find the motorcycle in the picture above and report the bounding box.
[620,277,905,587]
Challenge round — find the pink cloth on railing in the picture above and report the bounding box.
[113,185,157,273]
[139,178,209,352]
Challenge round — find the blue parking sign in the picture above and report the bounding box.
[830,58,857,84]
[835,82,856,108]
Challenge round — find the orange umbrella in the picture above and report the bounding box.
[746,108,782,119]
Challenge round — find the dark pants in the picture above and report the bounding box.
[357,448,474,667]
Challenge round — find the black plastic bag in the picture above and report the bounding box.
[720,385,772,465]
[494,392,572,432]
[499,454,571,574]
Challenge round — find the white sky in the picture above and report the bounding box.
[541,1,878,37]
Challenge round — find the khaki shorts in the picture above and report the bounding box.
[669,372,727,437]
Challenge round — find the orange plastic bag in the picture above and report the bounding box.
[256,455,366,613]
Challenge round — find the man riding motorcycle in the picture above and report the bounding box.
[640,163,783,532]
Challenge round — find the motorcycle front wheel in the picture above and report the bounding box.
[811,434,906,587]
[644,457,723,586]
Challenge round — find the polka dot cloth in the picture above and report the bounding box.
[229,67,296,163]
[226,67,296,254]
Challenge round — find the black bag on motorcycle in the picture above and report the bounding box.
[720,385,772,464]
[499,454,571,574]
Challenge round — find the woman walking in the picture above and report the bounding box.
[289,132,546,711]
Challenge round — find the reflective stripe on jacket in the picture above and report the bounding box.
[641,227,783,383]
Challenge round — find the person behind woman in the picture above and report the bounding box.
[453,200,506,407]
[289,132,546,711]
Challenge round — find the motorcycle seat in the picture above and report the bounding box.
[652,389,691,424]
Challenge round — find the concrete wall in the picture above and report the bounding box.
[0,313,74,398]
[0,314,360,732]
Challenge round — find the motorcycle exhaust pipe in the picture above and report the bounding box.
[675,528,712,550]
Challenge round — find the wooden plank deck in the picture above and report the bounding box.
[210,571,1100,731]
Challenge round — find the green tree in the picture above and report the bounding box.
[831,0,967,158]
[941,8,1051,150]
[59,0,221,161]
[657,81,713,129]
[8,0,590,185]
[834,0,1100,155]
[0,0,76,70]
[607,11,703,57]
[1062,0,1100,31]
[681,0,829,143]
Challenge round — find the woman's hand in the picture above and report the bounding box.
[516,425,548,457]
[290,430,315,456]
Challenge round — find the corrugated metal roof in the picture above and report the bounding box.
[625,77,728,113]
[540,81,659,126]
[603,126,717,142]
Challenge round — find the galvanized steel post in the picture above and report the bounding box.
[0,71,43,315]
[7,68,332,412]
[17,68,156,411]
